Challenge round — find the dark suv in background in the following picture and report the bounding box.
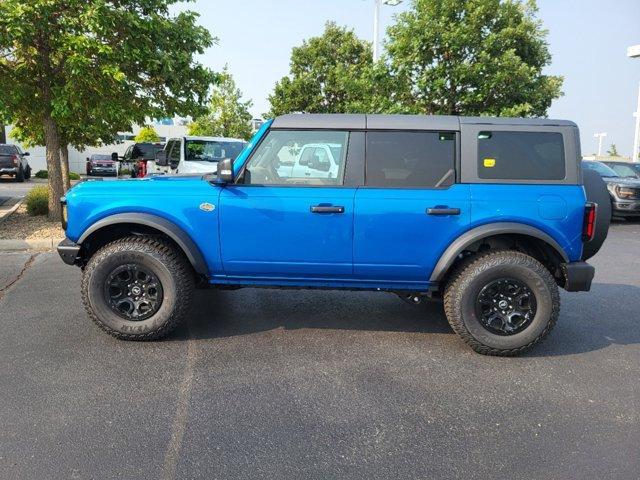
[0,144,31,182]
[601,160,640,179]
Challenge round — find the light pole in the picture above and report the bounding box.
[372,0,402,62]
[594,132,607,157]
[628,44,640,162]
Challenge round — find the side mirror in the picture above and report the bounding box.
[216,158,234,184]
[155,150,168,167]
[23,152,30,156]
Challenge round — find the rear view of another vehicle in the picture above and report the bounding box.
[583,160,640,219]
[0,144,31,182]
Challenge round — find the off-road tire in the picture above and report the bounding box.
[15,166,25,182]
[81,236,195,340]
[444,250,560,356]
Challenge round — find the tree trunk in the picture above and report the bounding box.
[43,114,64,222]
[60,144,71,192]
[0,125,6,144]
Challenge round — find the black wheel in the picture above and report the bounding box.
[81,236,195,340]
[444,250,560,356]
[15,166,25,182]
[24,166,31,179]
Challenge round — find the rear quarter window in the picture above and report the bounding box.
[478,131,565,180]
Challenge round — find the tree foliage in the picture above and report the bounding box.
[135,125,161,143]
[385,0,563,116]
[0,0,217,219]
[267,22,391,117]
[188,66,253,140]
[606,144,619,157]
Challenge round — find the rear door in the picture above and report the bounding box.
[353,131,470,286]
[218,129,360,280]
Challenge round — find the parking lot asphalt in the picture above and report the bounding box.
[0,222,639,480]
[0,177,38,199]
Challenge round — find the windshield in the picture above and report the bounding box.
[91,154,112,161]
[185,140,246,162]
[583,161,619,177]
[0,145,17,155]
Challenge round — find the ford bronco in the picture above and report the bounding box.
[57,114,610,356]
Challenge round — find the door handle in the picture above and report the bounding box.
[427,207,461,216]
[311,205,345,214]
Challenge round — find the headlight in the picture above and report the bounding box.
[60,196,68,230]
[615,186,639,199]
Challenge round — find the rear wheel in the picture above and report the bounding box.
[444,250,560,356]
[15,166,25,182]
[81,236,195,340]
[24,166,31,179]
[582,169,611,259]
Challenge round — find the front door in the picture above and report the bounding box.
[353,131,470,287]
[218,129,356,280]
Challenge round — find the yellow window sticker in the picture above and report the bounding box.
[483,158,496,168]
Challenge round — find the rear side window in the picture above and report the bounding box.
[365,132,455,188]
[478,131,565,180]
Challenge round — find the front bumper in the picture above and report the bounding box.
[57,238,81,266]
[613,200,640,216]
[561,261,595,292]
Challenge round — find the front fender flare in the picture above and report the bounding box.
[78,213,208,275]
[429,222,569,283]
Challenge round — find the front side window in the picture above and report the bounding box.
[365,131,456,188]
[241,130,349,186]
[478,131,566,180]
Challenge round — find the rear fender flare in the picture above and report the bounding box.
[429,222,569,283]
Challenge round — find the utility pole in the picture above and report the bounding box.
[594,132,607,157]
[628,45,640,162]
[372,0,402,62]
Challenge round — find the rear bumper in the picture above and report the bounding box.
[561,261,595,292]
[0,167,17,175]
[57,238,81,266]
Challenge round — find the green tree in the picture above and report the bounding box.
[135,125,161,143]
[0,0,216,220]
[385,0,563,116]
[606,144,619,157]
[188,66,253,140]
[267,22,391,117]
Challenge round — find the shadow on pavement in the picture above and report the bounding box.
[167,282,640,358]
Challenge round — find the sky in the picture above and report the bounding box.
[181,0,640,157]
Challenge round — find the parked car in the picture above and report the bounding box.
[57,114,609,356]
[600,160,640,179]
[0,144,31,182]
[583,160,640,218]
[121,142,165,178]
[148,136,247,175]
[86,153,117,176]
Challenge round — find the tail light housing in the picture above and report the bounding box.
[12,155,20,166]
[582,202,597,242]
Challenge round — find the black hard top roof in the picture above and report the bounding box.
[271,114,577,130]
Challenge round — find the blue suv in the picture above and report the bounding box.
[57,115,609,356]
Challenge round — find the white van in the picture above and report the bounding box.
[148,136,247,175]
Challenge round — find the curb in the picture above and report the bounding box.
[0,238,64,252]
[0,198,23,225]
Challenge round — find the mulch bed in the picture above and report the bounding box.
[0,204,64,240]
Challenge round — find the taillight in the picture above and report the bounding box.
[583,202,597,242]
[12,155,20,166]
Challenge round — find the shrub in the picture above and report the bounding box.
[119,168,131,176]
[25,185,49,216]
[33,170,81,180]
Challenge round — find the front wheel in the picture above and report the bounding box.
[81,236,195,340]
[15,166,25,182]
[444,250,560,356]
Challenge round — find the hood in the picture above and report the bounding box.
[179,161,219,174]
